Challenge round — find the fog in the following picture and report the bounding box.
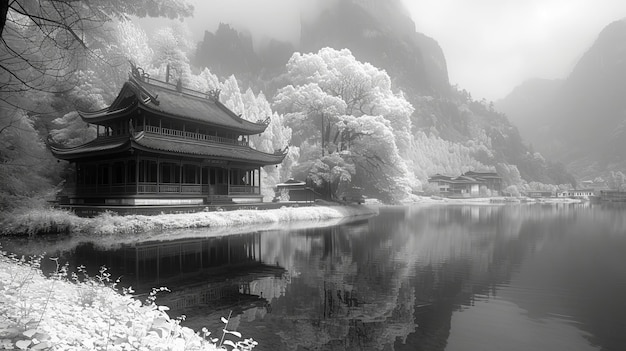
[141,0,339,47]
[137,0,626,101]
[405,0,626,100]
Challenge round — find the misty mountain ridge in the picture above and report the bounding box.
[496,78,563,151]
[194,0,449,96]
[498,18,626,179]
[299,0,450,96]
[193,0,572,186]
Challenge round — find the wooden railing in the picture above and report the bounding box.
[159,184,180,193]
[139,183,204,194]
[141,125,248,146]
[229,185,260,195]
[77,185,137,194]
[77,183,259,196]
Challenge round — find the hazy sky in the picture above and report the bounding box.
[147,0,626,101]
[404,0,626,101]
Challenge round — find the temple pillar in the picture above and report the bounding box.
[227,167,231,195]
[179,159,182,193]
[108,162,112,193]
[135,155,139,194]
[156,157,160,194]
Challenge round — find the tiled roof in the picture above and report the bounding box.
[453,176,479,182]
[136,79,268,134]
[429,173,453,180]
[49,133,286,166]
[78,77,268,135]
[133,133,286,165]
[48,136,130,160]
[463,171,500,178]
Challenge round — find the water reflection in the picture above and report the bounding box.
[3,204,626,350]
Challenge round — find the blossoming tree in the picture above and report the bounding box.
[274,48,414,202]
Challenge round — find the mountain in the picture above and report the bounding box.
[299,0,450,96]
[193,23,295,84]
[496,78,563,153]
[498,19,626,178]
[194,0,450,97]
[193,0,572,186]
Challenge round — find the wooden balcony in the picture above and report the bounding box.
[140,126,248,146]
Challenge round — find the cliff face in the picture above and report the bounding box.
[498,19,626,177]
[558,20,626,166]
[496,78,563,153]
[299,0,450,96]
[193,23,296,83]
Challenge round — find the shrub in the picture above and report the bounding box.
[0,207,82,236]
[0,251,256,350]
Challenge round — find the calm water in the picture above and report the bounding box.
[4,203,626,350]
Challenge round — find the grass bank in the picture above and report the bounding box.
[0,204,378,237]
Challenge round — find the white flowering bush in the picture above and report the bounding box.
[0,252,256,350]
[0,204,377,236]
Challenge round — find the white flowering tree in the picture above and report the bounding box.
[148,24,194,84]
[112,20,154,69]
[220,75,246,116]
[407,131,492,181]
[274,48,414,202]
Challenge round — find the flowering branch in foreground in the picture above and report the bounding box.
[0,252,254,350]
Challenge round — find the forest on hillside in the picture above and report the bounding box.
[0,0,576,210]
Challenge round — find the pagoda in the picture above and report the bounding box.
[49,65,287,214]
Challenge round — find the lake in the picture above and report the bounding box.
[3,203,626,350]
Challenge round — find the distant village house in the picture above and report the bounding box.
[556,190,594,198]
[427,171,502,197]
[525,191,554,198]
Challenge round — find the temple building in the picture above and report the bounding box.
[49,66,287,214]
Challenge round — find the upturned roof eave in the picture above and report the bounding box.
[213,98,270,132]
[77,103,138,124]
[129,138,286,165]
[49,138,287,165]
[48,136,132,161]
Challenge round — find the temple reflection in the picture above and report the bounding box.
[55,233,288,317]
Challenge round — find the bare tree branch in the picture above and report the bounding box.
[0,0,192,109]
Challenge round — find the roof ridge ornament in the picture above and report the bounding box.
[257,116,271,125]
[129,61,150,82]
[128,62,160,106]
[207,89,221,102]
[275,145,289,155]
